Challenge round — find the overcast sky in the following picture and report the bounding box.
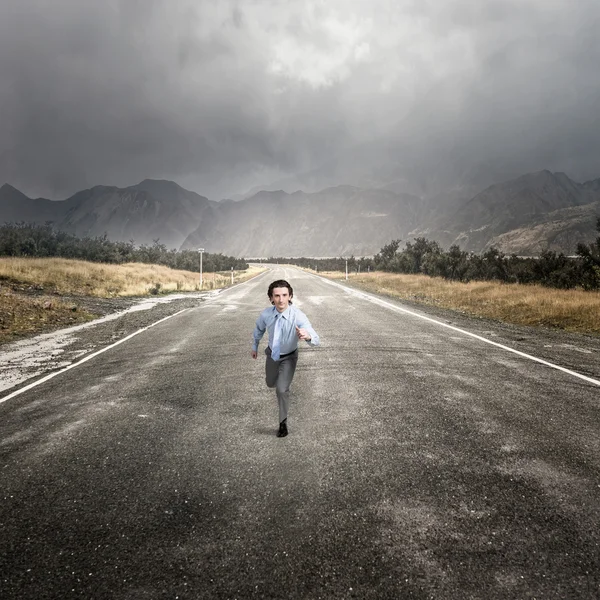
[1,0,599,200]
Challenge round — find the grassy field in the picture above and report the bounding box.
[0,257,262,296]
[3,257,598,342]
[317,270,600,335]
[0,257,264,342]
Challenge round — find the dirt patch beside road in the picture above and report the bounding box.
[0,284,103,344]
[0,290,216,397]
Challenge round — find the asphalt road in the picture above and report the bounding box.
[1,267,599,599]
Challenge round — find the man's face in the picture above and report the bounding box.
[271,286,291,312]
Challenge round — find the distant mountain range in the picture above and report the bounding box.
[0,179,214,250]
[1,171,599,257]
[411,170,600,255]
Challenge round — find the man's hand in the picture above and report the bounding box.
[251,350,258,359]
[296,326,311,341]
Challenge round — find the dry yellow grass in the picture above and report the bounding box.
[0,258,265,342]
[319,270,600,335]
[0,289,96,342]
[0,257,264,296]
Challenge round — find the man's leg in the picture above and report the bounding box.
[275,351,298,425]
[265,347,279,389]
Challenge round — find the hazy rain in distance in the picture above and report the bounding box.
[1,0,599,201]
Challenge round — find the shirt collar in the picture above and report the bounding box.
[273,305,291,320]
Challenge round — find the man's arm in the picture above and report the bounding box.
[295,311,320,347]
[251,312,266,358]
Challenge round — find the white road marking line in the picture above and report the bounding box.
[0,271,270,403]
[315,274,600,388]
[0,309,190,404]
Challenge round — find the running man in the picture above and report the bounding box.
[251,279,320,437]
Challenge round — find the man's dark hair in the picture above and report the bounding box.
[267,279,293,304]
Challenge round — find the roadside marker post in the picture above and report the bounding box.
[198,248,204,288]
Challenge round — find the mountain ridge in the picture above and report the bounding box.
[414,170,600,253]
[1,171,599,257]
[0,179,215,249]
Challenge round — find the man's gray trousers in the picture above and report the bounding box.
[265,347,299,423]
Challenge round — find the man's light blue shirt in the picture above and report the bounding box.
[252,304,320,354]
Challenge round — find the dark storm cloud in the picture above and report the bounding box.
[1,0,600,200]
[0,0,296,198]
[409,1,600,181]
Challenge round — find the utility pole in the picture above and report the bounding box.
[231,266,234,285]
[345,259,348,281]
[198,248,204,288]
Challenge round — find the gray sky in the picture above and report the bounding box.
[1,0,599,200]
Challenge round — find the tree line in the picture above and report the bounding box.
[0,222,248,272]
[262,218,600,290]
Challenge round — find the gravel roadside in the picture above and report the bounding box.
[0,291,218,398]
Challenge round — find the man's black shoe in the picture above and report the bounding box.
[277,421,288,437]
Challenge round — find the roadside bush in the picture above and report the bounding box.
[0,223,248,274]
[275,217,600,291]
